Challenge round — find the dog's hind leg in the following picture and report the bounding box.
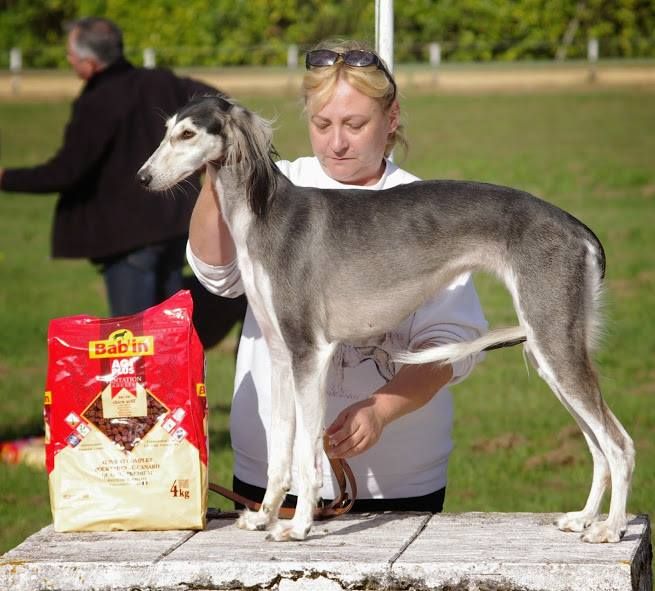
[513,237,634,542]
[579,404,634,543]
[267,341,335,542]
[557,426,610,532]
[525,330,634,543]
[521,347,610,531]
[237,341,296,532]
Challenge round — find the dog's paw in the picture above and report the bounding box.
[265,521,310,542]
[581,520,625,543]
[235,509,272,531]
[555,512,596,533]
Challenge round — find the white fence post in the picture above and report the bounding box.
[429,42,441,67]
[287,44,298,69]
[429,42,441,84]
[587,38,598,82]
[286,44,299,91]
[143,48,156,69]
[10,47,22,95]
[9,47,22,72]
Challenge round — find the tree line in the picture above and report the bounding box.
[1,0,654,68]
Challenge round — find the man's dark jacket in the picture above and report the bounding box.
[1,58,218,260]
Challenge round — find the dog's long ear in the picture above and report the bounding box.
[226,105,277,217]
[215,95,233,113]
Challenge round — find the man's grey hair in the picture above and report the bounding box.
[67,17,123,66]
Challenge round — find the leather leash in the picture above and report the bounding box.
[208,434,357,520]
[208,341,522,521]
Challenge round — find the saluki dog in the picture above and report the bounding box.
[138,95,634,543]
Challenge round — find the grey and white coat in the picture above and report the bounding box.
[139,95,635,544]
[187,155,488,501]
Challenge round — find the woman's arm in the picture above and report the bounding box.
[188,170,237,265]
[325,361,453,459]
[325,274,487,460]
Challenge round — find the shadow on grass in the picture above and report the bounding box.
[183,275,246,351]
[209,427,231,450]
[0,419,45,442]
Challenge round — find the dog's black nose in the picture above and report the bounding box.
[137,170,152,187]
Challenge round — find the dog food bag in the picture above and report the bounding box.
[44,290,208,532]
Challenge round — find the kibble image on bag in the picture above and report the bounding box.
[44,290,207,532]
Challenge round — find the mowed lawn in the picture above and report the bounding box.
[0,86,653,554]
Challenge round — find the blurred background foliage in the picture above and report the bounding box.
[0,0,654,68]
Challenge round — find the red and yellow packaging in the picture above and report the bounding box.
[44,290,207,532]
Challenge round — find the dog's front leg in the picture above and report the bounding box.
[236,348,295,531]
[267,345,334,541]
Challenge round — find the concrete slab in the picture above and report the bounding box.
[0,512,651,591]
[154,512,431,589]
[0,526,195,591]
[394,512,652,591]
[0,512,430,591]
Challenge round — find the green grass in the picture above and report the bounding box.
[1,88,654,555]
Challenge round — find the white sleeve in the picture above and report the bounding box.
[407,272,488,385]
[185,241,245,298]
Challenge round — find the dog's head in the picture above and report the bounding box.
[137,95,273,192]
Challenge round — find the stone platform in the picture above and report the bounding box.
[0,512,651,590]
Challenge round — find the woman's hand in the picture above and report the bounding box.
[325,361,454,459]
[325,398,387,459]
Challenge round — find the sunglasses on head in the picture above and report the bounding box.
[305,49,397,99]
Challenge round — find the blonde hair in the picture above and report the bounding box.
[302,40,408,158]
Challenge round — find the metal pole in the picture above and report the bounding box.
[375,0,394,74]
[375,0,395,160]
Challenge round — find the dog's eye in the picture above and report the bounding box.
[180,130,196,140]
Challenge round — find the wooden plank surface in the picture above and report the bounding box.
[0,512,651,591]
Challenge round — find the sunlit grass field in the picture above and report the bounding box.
[0,87,653,554]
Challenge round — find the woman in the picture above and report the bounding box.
[187,41,488,512]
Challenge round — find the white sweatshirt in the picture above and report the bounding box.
[187,157,488,499]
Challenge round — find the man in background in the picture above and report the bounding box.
[0,17,222,316]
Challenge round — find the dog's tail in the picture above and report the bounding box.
[394,326,527,366]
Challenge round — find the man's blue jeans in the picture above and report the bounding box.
[98,238,186,317]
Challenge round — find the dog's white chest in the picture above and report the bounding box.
[236,244,282,347]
